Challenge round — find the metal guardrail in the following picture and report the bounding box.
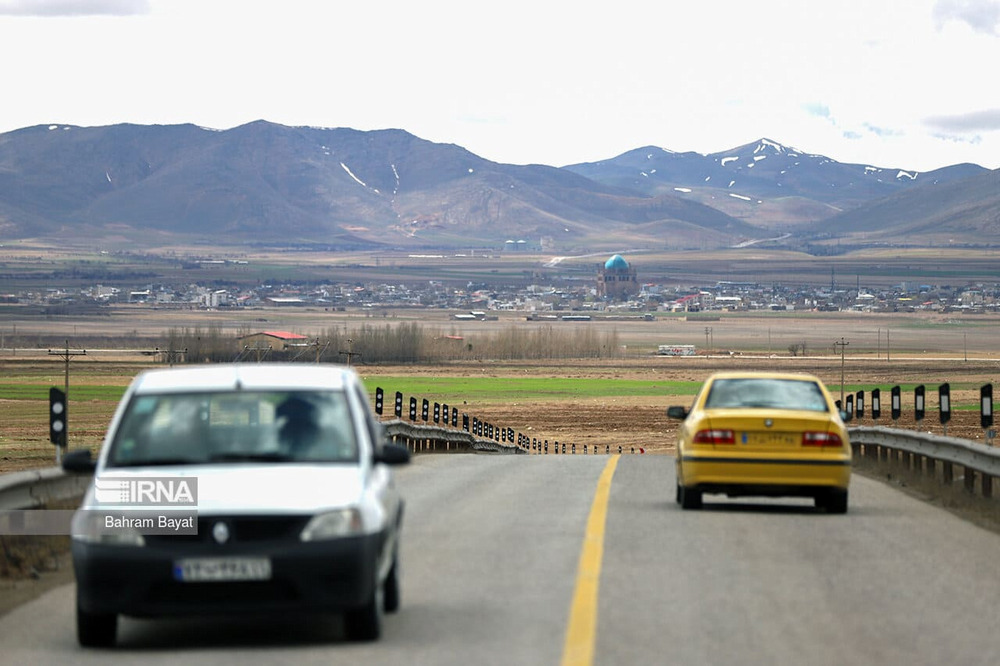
[848,426,999,498]
[0,466,92,511]
[383,419,523,455]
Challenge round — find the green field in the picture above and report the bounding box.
[360,376,700,402]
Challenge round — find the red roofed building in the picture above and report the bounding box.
[238,330,311,351]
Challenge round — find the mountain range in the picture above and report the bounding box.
[0,121,996,252]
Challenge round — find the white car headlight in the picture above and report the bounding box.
[300,508,364,541]
[71,510,146,547]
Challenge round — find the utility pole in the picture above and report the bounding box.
[339,338,362,366]
[312,338,331,363]
[834,338,849,404]
[157,346,187,366]
[47,340,86,462]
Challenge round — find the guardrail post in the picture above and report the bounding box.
[983,474,994,499]
[942,461,954,485]
[964,468,975,494]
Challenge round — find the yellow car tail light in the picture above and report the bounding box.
[693,429,735,445]
[801,431,843,447]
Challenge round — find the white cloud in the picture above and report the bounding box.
[926,109,1000,131]
[933,0,1000,34]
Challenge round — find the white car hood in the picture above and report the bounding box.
[87,464,366,514]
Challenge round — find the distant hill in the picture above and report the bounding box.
[0,122,761,251]
[564,138,988,229]
[0,123,995,251]
[815,167,1000,246]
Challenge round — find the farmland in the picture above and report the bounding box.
[0,352,996,474]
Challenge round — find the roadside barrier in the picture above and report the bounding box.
[0,466,91,511]
[848,426,1000,499]
[375,386,612,456]
[383,419,522,455]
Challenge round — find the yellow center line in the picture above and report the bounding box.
[561,454,620,666]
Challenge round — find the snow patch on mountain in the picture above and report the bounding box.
[342,162,379,193]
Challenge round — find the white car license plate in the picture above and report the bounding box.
[174,557,272,582]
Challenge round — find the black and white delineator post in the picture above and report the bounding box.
[982,384,994,445]
[914,385,925,423]
[49,387,67,464]
[871,388,881,421]
[891,386,901,422]
[856,390,865,420]
[939,383,951,436]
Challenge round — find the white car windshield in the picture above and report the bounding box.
[106,389,359,466]
[704,378,829,412]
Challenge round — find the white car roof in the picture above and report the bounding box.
[128,363,359,394]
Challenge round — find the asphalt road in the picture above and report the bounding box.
[3,454,1000,665]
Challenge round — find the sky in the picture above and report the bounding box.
[1,0,999,171]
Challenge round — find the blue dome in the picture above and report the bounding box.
[604,254,629,270]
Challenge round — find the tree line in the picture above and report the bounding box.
[14,323,624,364]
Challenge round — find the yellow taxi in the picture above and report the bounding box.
[667,371,851,513]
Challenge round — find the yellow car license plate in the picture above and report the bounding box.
[742,432,798,446]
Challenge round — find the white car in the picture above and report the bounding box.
[62,363,409,647]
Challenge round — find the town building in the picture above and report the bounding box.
[238,330,310,352]
[596,254,639,300]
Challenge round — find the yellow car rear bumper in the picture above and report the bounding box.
[679,452,851,491]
